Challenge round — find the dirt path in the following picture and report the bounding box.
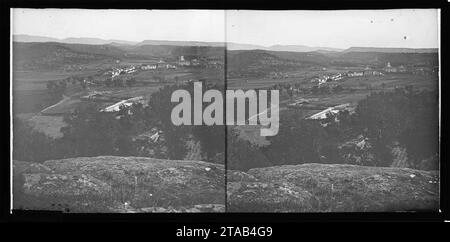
[39,94,70,114]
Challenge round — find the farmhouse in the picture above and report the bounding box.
[157,59,167,69]
[191,58,200,66]
[348,71,364,77]
[398,65,408,73]
[101,96,145,112]
[141,64,157,70]
[364,70,384,76]
[307,103,354,120]
[412,67,433,75]
[124,66,136,74]
[383,62,397,73]
[331,73,343,81]
[166,64,177,69]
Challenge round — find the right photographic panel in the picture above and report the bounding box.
[225,9,440,212]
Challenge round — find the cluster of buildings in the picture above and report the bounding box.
[177,56,223,68]
[141,64,157,70]
[124,66,137,74]
[105,66,137,78]
[308,62,435,87]
[347,69,384,77]
[177,56,200,66]
[140,60,176,71]
[351,62,437,76]
[412,67,436,75]
[310,73,344,85]
[383,62,406,73]
[383,62,397,73]
[309,69,381,86]
[103,55,223,80]
[139,56,223,71]
[383,62,438,75]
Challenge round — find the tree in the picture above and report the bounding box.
[13,118,58,162]
[60,104,118,157]
[192,125,225,163]
[353,88,438,168]
[264,118,324,166]
[227,128,271,171]
[146,84,192,159]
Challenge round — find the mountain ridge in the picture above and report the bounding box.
[14,35,437,54]
[14,34,138,46]
[344,46,438,53]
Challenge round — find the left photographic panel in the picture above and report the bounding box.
[11,9,226,213]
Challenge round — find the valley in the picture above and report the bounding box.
[12,38,439,171]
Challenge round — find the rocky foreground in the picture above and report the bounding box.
[13,157,225,212]
[228,164,439,212]
[13,157,439,212]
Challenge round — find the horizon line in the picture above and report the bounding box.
[12,34,439,50]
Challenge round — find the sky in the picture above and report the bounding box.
[226,10,439,49]
[12,9,225,43]
[12,9,439,49]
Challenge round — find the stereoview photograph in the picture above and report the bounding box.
[11,9,439,213]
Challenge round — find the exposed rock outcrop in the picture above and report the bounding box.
[228,163,439,212]
[14,158,439,213]
[13,157,225,212]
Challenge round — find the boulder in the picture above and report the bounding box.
[13,156,225,212]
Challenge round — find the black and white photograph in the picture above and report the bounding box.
[224,10,440,212]
[7,6,443,220]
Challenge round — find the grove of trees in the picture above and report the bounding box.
[14,84,438,171]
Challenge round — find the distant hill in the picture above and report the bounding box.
[12,35,438,71]
[14,34,60,43]
[336,51,438,66]
[63,37,137,46]
[227,48,438,76]
[138,40,225,47]
[227,50,282,70]
[227,49,321,78]
[227,42,343,53]
[115,44,225,60]
[12,41,224,70]
[266,50,333,64]
[227,49,335,69]
[227,42,267,50]
[13,34,138,46]
[14,35,342,53]
[267,45,343,53]
[13,42,124,70]
[15,35,438,54]
[344,47,438,53]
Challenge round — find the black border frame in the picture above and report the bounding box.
[2,0,449,226]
